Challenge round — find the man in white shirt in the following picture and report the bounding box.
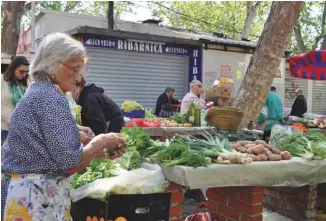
[180,80,205,114]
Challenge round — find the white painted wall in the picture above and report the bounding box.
[202,49,286,104]
[34,10,202,42]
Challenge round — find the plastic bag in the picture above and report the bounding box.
[69,163,167,202]
[269,125,294,149]
[269,124,304,150]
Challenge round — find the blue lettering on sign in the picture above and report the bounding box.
[83,34,202,83]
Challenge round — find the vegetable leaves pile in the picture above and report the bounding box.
[71,158,116,189]
[114,146,142,170]
[121,127,153,155]
[149,138,211,168]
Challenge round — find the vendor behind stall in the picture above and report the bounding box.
[180,80,205,114]
[76,77,125,135]
[290,89,307,117]
[257,91,283,141]
[155,87,180,117]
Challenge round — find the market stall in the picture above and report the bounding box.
[288,50,326,133]
[70,82,325,221]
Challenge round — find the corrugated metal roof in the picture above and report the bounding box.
[159,26,258,48]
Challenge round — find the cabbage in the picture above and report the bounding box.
[282,135,314,160]
[312,141,326,159]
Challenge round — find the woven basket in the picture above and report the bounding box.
[205,107,244,131]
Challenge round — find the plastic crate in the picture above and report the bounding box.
[71,192,171,221]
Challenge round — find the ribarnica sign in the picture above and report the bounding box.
[83,34,202,83]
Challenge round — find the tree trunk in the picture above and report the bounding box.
[321,35,326,49]
[234,1,303,126]
[1,1,25,55]
[293,23,308,53]
[241,1,261,40]
[320,2,326,49]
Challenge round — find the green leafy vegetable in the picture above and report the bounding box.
[145,109,156,118]
[163,151,211,168]
[114,148,142,170]
[121,127,153,155]
[169,113,189,124]
[282,135,314,159]
[150,142,189,162]
[311,141,326,159]
[306,131,326,142]
[71,158,116,189]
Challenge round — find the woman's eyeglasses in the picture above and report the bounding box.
[60,61,83,76]
[17,70,29,75]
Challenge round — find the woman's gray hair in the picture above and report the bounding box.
[30,32,86,81]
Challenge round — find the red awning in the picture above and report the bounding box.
[289,50,326,80]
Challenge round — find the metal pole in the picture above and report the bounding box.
[30,1,36,55]
[108,1,114,29]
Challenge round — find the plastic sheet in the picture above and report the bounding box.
[161,157,326,189]
[70,163,167,202]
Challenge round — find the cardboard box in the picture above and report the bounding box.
[205,86,232,98]
[71,193,171,221]
[217,97,233,107]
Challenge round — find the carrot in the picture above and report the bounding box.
[291,123,308,134]
[86,216,92,221]
[92,217,98,221]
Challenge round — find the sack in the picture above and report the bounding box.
[184,202,219,221]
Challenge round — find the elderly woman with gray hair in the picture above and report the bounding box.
[1,33,125,221]
[180,79,205,114]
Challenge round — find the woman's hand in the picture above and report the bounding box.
[69,133,126,175]
[79,131,91,144]
[85,133,126,159]
[78,125,95,138]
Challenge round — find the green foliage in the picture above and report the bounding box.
[287,1,326,54]
[149,1,271,40]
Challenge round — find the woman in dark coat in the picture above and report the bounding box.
[155,87,180,116]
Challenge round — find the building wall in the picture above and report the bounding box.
[202,48,286,104]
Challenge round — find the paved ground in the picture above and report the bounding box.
[182,189,206,218]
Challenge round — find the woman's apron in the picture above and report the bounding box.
[1,173,72,221]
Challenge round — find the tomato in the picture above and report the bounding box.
[143,122,161,128]
[130,118,145,127]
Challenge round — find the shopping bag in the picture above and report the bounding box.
[159,104,177,118]
[184,202,219,221]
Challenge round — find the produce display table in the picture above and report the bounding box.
[162,158,326,221]
[144,126,216,137]
[162,157,326,189]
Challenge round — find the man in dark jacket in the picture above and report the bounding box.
[155,87,180,116]
[290,89,307,117]
[77,79,124,135]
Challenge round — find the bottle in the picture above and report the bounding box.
[189,103,195,125]
[194,106,201,127]
[248,121,253,130]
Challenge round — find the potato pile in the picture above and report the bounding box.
[229,140,291,161]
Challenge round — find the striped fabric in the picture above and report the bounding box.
[289,50,326,80]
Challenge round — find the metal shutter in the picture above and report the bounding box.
[85,47,189,110]
[284,64,309,109]
[312,80,326,114]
